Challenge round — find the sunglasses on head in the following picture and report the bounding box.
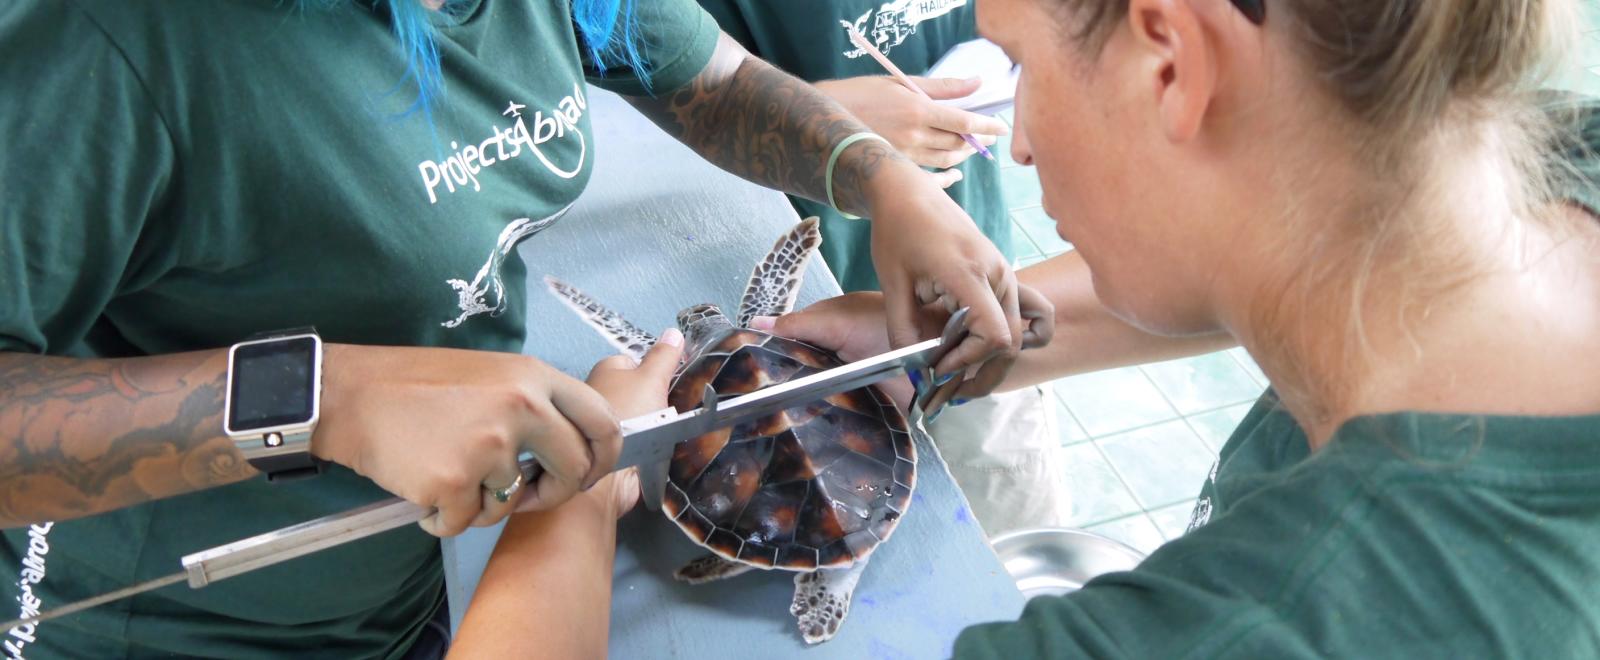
[1230,0,1265,24]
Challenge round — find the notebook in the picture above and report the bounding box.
[926,38,1020,116]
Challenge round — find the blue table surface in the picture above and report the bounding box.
[441,87,1024,659]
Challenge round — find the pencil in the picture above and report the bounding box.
[844,26,997,161]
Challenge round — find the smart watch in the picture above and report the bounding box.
[224,328,326,482]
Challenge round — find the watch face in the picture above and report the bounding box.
[228,337,318,432]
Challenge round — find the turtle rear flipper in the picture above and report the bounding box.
[736,217,822,328]
[790,563,867,645]
[674,554,756,584]
[544,276,657,362]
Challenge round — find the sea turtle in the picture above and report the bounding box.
[544,218,915,644]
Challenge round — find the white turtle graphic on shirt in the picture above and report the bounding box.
[840,0,967,58]
[1186,459,1220,533]
[442,203,572,328]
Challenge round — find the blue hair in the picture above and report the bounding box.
[378,0,650,118]
[293,0,648,116]
[569,0,650,87]
[381,0,446,121]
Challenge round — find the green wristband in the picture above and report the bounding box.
[826,132,890,220]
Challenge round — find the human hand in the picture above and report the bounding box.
[753,286,1054,408]
[583,328,683,420]
[752,293,924,410]
[580,328,684,518]
[312,345,623,537]
[816,76,1007,178]
[862,170,1040,389]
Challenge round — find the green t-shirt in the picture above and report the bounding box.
[0,1,717,657]
[695,0,1013,292]
[953,100,1600,658]
[957,394,1600,658]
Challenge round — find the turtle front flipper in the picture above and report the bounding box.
[544,276,658,362]
[736,217,822,328]
[674,554,756,585]
[790,562,867,644]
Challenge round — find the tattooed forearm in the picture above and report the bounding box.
[0,351,254,528]
[626,34,909,215]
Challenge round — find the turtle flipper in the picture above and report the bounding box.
[544,276,657,362]
[790,562,866,644]
[673,554,756,584]
[736,217,822,328]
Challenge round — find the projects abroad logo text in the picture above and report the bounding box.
[417,83,589,204]
[6,523,53,660]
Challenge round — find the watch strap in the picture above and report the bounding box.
[235,429,326,482]
[251,452,326,482]
[247,326,318,341]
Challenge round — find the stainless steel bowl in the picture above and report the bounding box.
[989,527,1148,600]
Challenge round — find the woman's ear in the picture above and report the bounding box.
[1126,0,1217,143]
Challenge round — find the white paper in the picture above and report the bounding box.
[926,38,1019,116]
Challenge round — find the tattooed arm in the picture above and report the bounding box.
[0,350,252,529]
[0,344,626,536]
[626,33,899,216]
[624,33,1049,402]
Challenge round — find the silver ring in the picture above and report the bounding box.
[485,471,524,503]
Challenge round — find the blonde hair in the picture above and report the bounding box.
[1056,0,1584,424]
[1057,0,1577,159]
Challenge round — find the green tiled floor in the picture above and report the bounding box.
[1006,13,1598,554]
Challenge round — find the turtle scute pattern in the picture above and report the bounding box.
[662,330,916,571]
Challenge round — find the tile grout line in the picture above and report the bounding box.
[1063,395,1259,446]
[1084,509,1164,545]
[1049,388,1094,445]
[1187,397,1258,418]
[1178,415,1223,453]
[1145,500,1201,541]
[1083,415,1208,519]
[1010,219,1045,260]
[1090,365,1231,516]
[1064,380,1183,442]
[1225,348,1269,389]
[1081,436,1152,527]
[1134,363,1184,415]
[1088,509,1151,526]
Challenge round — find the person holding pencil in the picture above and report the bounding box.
[697,0,1073,537]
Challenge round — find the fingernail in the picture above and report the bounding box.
[908,370,925,389]
[935,372,958,387]
[749,316,777,331]
[952,398,970,407]
[927,407,946,424]
[661,328,684,347]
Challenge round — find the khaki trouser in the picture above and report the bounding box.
[926,384,1072,538]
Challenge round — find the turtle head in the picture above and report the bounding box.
[677,303,734,356]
